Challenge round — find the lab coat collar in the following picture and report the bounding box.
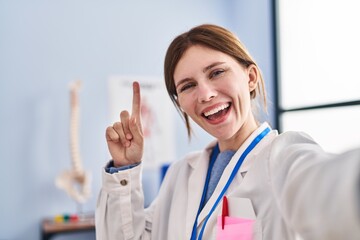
[186,141,217,170]
[186,122,273,171]
[192,122,274,228]
[239,122,274,173]
[185,146,213,238]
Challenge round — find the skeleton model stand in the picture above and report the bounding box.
[56,80,91,213]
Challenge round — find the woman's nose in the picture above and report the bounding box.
[197,83,216,103]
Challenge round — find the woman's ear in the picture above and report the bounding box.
[247,64,259,92]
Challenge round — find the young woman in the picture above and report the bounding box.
[96,24,360,240]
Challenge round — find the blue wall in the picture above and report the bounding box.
[0,1,274,239]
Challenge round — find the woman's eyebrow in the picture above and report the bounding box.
[203,62,225,73]
[175,77,192,89]
[175,62,225,88]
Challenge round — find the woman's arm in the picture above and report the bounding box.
[269,132,360,239]
[96,164,154,240]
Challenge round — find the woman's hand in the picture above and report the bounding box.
[105,82,144,167]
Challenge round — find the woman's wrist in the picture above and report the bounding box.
[105,160,141,174]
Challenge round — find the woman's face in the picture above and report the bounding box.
[173,45,258,142]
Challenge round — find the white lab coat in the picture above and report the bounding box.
[96,123,360,240]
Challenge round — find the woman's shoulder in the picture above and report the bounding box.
[274,130,319,147]
[268,130,326,163]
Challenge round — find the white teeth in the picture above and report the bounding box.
[203,103,230,117]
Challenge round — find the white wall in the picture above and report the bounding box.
[0,1,274,239]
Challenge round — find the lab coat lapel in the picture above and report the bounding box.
[197,152,244,225]
[185,144,214,239]
[196,123,273,227]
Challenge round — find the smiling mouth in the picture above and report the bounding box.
[202,103,231,120]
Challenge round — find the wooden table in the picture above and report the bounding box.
[41,214,95,240]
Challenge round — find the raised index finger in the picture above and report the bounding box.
[131,81,141,118]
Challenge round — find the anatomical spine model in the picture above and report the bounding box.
[56,80,91,204]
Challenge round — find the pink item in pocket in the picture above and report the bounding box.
[216,216,255,240]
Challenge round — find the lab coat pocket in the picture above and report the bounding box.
[216,197,262,240]
[227,197,256,219]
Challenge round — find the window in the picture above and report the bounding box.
[275,0,360,153]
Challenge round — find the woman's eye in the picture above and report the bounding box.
[210,69,225,79]
[179,83,196,92]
